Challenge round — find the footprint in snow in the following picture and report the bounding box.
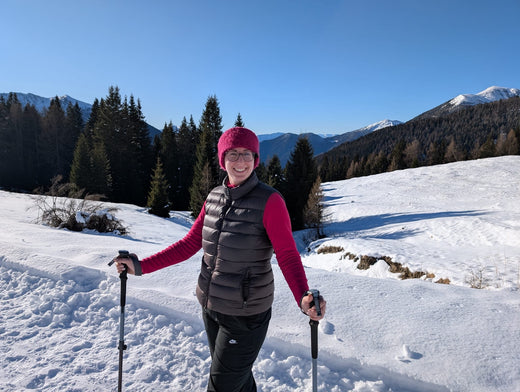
[396,344,423,363]
[319,320,335,335]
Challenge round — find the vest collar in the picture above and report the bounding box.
[223,172,259,200]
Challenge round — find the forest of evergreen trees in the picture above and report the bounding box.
[2,87,517,233]
[318,97,520,182]
[0,87,320,231]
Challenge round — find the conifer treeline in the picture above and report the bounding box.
[319,97,520,182]
[4,87,516,232]
[0,88,319,230]
[0,92,84,191]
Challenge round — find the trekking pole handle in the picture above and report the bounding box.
[108,250,130,272]
[108,250,128,266]
[118,250,129,273]
[309,289,322,316]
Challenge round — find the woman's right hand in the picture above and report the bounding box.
[115,254,137,275]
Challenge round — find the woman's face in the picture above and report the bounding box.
[224,147,255,186]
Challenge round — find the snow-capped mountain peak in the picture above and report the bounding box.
[356,119,402,133]
[413,85,520,120]
[450,86,520,107]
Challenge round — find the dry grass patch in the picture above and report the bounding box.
[339,251,450,284]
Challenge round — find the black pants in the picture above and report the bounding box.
[202,307,271,392]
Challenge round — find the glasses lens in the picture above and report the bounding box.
[226,151,254,162]
[227,152,239,161]
[242,152,254,161]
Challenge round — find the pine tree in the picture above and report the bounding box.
[175,117,197,210]
[0,96,9,186]
[90,141,112,196]
[21,104,41,189]
[255,162,268,182]
[504,128,519,155]
[388,139,407,171]
[282,136,317,231]
[403,139,421,168]
[7,97,24,188]
[189,96,223,216]
[64,103,84,180]
[0,94,41,190]
[40,97,67,181]
[318,155,331,182]
[478,132,496,159]
[266,155,283,189]
[84,98,100,139]
[190,129,214,216]
[126,96,153,205]
[304,176,325,238]
[444,137,463,162]
[92,87,124,200]
[147,158,170,218]
[427,140,447,165]
[159,121,178,207]
[346,159,360,179]
[69,132,91,191]
[235,113,244,127]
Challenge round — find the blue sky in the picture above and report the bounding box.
[2,0,519,134]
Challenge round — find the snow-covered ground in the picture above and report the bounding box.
[1,156,519,392]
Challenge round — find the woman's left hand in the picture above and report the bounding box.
[301,293,326,321]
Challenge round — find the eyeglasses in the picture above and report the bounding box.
[225,151,255,162]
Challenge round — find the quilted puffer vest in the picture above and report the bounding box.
[196,172,277,316]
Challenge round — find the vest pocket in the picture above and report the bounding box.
[241,268,251,308]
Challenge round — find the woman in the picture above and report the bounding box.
[115,127,326,391]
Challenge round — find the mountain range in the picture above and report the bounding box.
[259,119,403,165]
[260,86,520,164]
[2,86,519,165]
[0,93,92,120]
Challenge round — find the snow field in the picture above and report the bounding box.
[1,156,519,391]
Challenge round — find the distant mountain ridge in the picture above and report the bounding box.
[0,92,93,120]
[259,119,402,165]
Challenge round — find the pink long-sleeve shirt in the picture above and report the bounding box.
[140,192,309,307]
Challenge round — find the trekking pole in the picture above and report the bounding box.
[308,289,322,392]
[108,250,130,392]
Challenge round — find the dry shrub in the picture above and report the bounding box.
[465,268,489,289]
[317,245,344,254]
[32,176,127,235]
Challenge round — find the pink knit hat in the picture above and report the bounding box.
[218,127,260,170]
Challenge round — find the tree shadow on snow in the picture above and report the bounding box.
[325,210,486,239]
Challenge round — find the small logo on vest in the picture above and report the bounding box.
[228,339,238,345]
